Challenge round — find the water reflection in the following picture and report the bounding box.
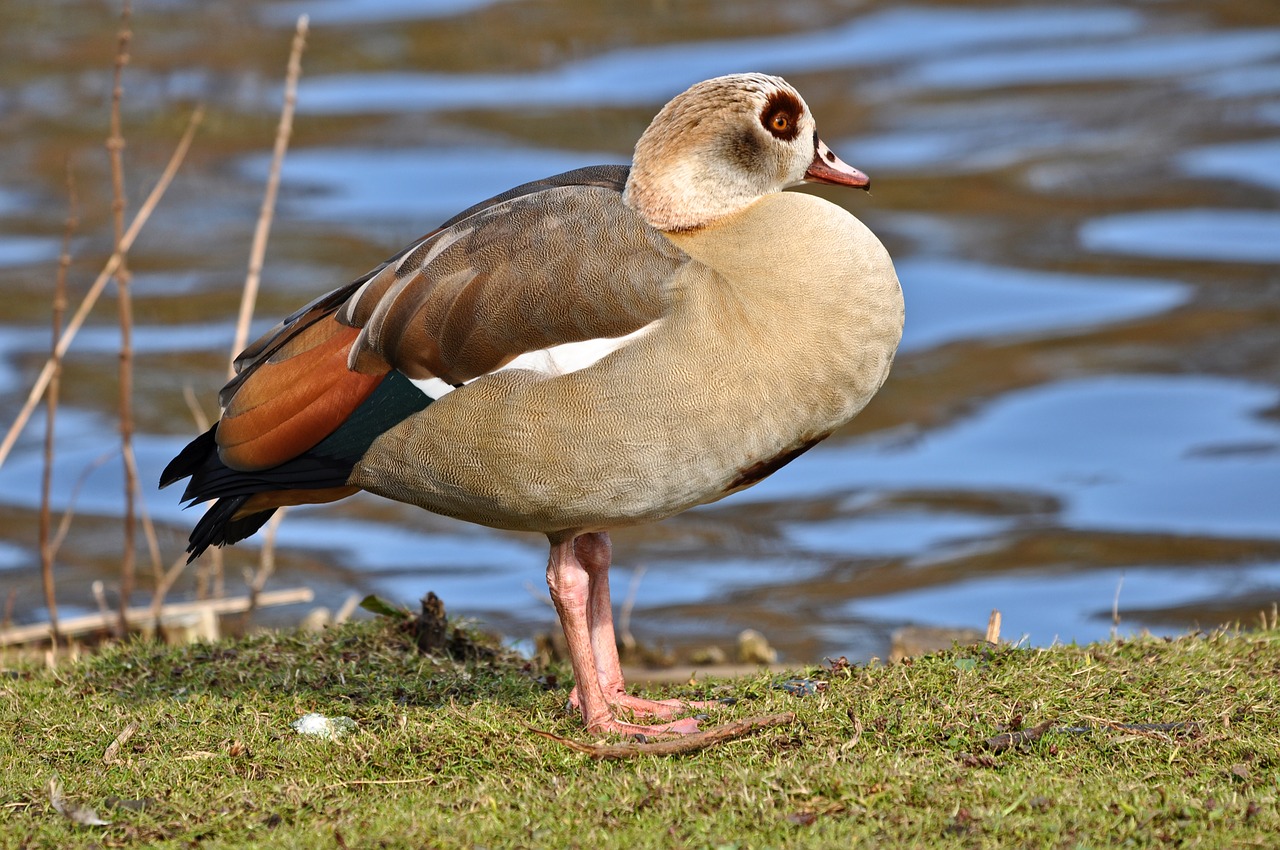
[753,376,1280,539]
[851,563,1280,648]
[241,146,618,224]
[896,259,1187,350]
[290,7,1141,114]
[903,29,1280,89]
[1080,210,1280,263]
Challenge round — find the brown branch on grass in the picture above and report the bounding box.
[107,0,138,637]
[101,722,138,766]
[39,162,80,644]
[981,718,1201,754]
[1065,718,1202,740]
[0,104,202,471]
[983,719,1055,753]
[530,712,796,759]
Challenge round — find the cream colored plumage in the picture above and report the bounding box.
[162,73,904,736]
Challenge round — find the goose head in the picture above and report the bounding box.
[624,73,869,233]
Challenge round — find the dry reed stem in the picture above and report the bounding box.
[108,0,137,635]
[242,510,285,628]
[0,106,203,469]
[230,13,309,370]
[39,163,79,644]
[233,14,309,614]
[180,384,224,602]
[49,449,115,557]
[147,550,200,625]
[618,565,645,656]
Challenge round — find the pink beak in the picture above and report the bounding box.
[804,136,870,190]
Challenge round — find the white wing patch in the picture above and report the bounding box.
[408,321,660,400]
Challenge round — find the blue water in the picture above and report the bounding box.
[1,0,1278,661]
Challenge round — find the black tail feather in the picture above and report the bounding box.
[161,421,352,560]
[186,496,277,562]
[161,370,432,559]
[159,424,218,489]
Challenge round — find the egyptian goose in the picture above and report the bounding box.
[162,73,904,736]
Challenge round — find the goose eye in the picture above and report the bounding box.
[760,91,802,140]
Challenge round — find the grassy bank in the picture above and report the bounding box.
[2,616,1277,848]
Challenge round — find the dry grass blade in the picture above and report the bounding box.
[0,106,203,469]
[530,712,796,759]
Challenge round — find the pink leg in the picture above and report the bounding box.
[547,532,699,736]
[573,532,697,719]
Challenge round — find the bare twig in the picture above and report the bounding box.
[0,106,203,470]
[230,13,309,370]
[39,163,79,644]
[242,510,284,628]
[147,550,198,625]
[181,384,210,432]
[0,587,314,646]
[530,712,796,759]
[107,0,138,637]
[136,491,164,591]
[334,593,361,625]
[180,384,224,602]
[49,449,117,557]
[219,15,308,604]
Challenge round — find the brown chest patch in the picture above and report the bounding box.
[726,433,830,492]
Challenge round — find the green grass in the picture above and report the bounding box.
[2,617,1277,848]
